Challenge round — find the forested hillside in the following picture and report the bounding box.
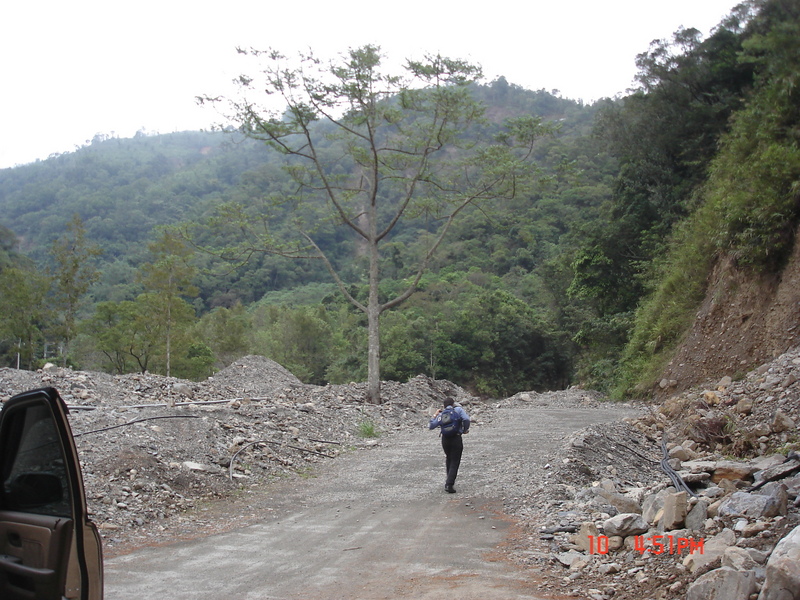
[1,0,797,400]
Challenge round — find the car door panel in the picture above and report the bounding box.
[0,512,73,599]
[0,388,103,600]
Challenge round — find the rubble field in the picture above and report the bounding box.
[2,351,799,600]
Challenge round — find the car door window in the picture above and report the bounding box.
[1,401,73,517]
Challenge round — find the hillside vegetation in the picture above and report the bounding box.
[1,0,798,400]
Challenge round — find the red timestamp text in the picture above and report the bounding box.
[586,535,705,555]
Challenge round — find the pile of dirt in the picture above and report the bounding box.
[657,233,800,398]
[0,355,472,553]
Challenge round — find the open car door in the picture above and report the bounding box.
[0,388,103,600]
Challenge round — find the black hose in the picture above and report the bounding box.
[660,438,697,497]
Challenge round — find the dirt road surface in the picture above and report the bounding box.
[105,402,634,599]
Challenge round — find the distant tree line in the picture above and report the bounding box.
[2,0,796,399]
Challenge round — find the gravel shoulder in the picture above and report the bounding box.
[104,399,638,599]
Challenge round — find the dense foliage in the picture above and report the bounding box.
[2,0,797,399]
[1,77,605,396]
[578,0,800,396]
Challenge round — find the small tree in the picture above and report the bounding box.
[137,229,198,377]
[0,267,50,369]
[199,45,553,402]
[49,215,101,365]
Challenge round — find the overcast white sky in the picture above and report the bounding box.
[1,0,740,170]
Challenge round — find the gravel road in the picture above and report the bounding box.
[105,399,636,599]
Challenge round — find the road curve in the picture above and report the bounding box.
[105,402,631,599]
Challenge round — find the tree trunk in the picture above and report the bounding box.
[366,196,382,404]
[366,296,381,403]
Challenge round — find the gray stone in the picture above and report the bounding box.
[669,445,691,461]
[598,562,621,575]
[683,460,717,474]
[599,478,617,493]
[753,482,789,516]
[571,521,599,554]
[680,471,712,483]
[684,528,736,573]
[643,488,670,524]
[172,382,194,398]
[661,491,688,530]
[735,397,754,415]
[687,567,757,600]
[685,498,708,531]
[759,524,800,600]
[753,454,789,473]
[722,546,759,571]
[784,475,800,499]
[747,548,769,565]
[557,551,592,571]
[591,487,642,515]
[771,410,796,434]
[718,491,782,519]
[602,513,649,537]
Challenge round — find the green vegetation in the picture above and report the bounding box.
[196,46,559,402]
[1,0,798,400]
[608,0,800,395]
[356,420,380,439]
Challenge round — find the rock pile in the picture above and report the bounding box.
[2,347,799,600]
[0,355,473,554]
[520,347,800,600]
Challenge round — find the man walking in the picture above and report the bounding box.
[429,398,470,493]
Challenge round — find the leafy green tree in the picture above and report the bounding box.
[179,342,216,380]
[568,5,762,383]
[194,302,252,367]
[81,301,138,373]
[0,267,51,369]
[0,225,20,272]
[250,304,337,384]
[611,0,800,396]
[49,215,102,365]
[706,5,800,267]
[82,293,195,375]
[441,289,568,396]
[137,229,199,376]
[198,45,554,402]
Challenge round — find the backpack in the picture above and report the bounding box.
[439,406,462,437]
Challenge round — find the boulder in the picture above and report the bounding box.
[685,498,708,531]
[591,487,642,515]
[712,460,758,483]
[683,460,717,474]
[687,567,757,600]
[759,525,800,600]
[571,522,599,554]
[735,397,754,415]
[669,445,691,461]
[718,491,782,519]
[643,488,670,524]
[173,382,194,398]
[661,491,688,530]
[753,482,789,517]
[722,546,759,571]
[602,513,648,537]
[771,410,796,434]
[684,528,736,573]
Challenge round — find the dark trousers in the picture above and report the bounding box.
[441,434,463,486]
